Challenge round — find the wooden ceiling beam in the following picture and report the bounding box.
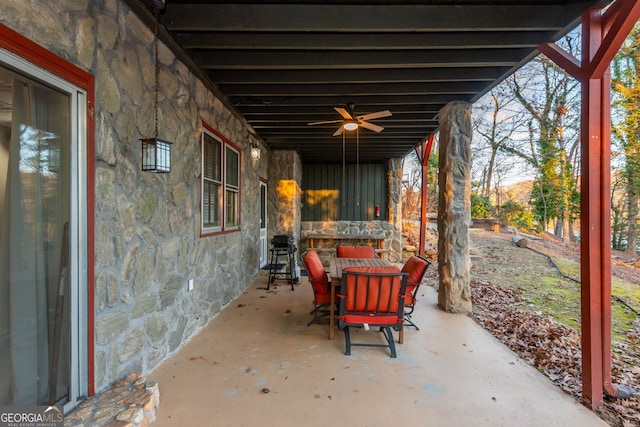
[191,48,532,69]
[208,67,508,85]
[162,3,586,32]
[172,30,554,50]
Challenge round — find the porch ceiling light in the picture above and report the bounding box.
[140,0,173,173]
[343,119,358,131]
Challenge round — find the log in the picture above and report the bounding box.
[512,234,528,248]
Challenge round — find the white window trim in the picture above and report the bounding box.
[224,144,240,230]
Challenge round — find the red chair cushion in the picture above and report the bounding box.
[404,285,417,306]
[343,266,400,275]
[303,250,328,283]
[341,266,402,315]
[313,291,332,305]
[302,251,331,304]
[337,246,375,258]
[401,256,428,285]
[400,256,428,305]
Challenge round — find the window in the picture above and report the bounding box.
[201,123,241,234]
[202,132,221,229]
[225,146,239,227]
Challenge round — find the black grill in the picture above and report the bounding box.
[271,234,294,248]
[268,235,297,291]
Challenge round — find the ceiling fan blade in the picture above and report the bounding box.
[359,121,384,133]
[335,107,353,119]
[308,119,342,125]
[357,110,392,121]
[333,126,344,136]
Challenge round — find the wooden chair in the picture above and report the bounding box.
[336,245,375,258]
[337,266,408,358]
[301,250,332,326]
[399,255,431,343]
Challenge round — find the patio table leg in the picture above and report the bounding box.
[329,277,340,340]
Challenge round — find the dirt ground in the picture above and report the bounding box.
[526,231,640,286]
[470,229,640,287]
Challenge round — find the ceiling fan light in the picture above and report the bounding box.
[343,120,358,131]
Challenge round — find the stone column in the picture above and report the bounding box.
[437,101,473,314]
[267,150,302,245]
[387,158,403,230]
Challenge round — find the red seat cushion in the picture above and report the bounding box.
[401,256,428,285]
[343,266,400,275]
[341,266,402,316]
[302,251,331,304]
[303,250,328,283]
[401,256,429,305]
[336,246,375,258]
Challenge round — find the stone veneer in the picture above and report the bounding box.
[300,157,405,264]
[268,150,302,245]
[300,220,403,264]
[437,101,473,314]
[0,0,268,398]
[64,374,159,427]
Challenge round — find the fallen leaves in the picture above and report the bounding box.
[471,280,640,426]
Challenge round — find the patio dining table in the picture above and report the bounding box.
[327,257,393,340]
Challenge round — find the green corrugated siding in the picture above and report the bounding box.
[302,163,388,221]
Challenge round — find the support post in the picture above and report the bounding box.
[537,0,640,407]
[417,134,435,257]
[437,101,472,314]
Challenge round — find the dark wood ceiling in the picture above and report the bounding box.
[128,0,609,163]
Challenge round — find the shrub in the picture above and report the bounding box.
[498,200,537,231]
[471,193,492,218]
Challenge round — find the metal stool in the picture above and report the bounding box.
[267,235,298,291]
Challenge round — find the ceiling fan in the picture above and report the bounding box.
[307,103,392,136]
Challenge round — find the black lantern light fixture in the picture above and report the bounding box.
[249,137,261,163]
[141,0,173,173]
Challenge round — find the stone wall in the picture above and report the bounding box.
[300,158,404,264]
[300,220,403,264]
[0,0,266,393]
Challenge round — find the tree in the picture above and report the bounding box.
[473,86,527,200]
[503,39,582,242]
[611,23,640,255]
[401,149,438,246]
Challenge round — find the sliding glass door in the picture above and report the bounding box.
[0,50,86,410]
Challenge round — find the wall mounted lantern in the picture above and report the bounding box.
[251,145,261,162]
[140,0,173,173]
[141,137,172,172]
[249,138,261,163]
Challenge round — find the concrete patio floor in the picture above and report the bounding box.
[148,274,608,427]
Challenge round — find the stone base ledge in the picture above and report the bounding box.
[64,374,159,427]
